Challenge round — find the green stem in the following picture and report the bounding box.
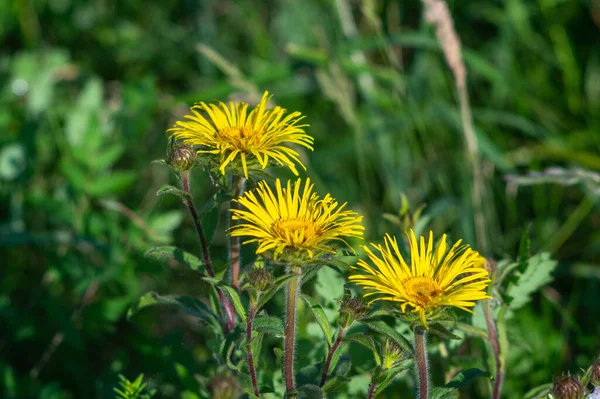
[483,300,503,399]
[284,266,301,398]
[414,328,429,399]
[229,175,246,290]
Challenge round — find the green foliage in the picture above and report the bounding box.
[1,0,598,398]
[507,252,558,311]
[114,374,156,399]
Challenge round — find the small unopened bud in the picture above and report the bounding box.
[590,360,600,385]
[484,259,496,275]
[339,297,369,327]
[209,373,240,399]
[552,375,583,399]
[249,267,272,292]
[382,339,408,369]
[168,142,196,172]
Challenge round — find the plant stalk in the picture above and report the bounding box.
[246,308,260,398]
[414,328,429,399]
[229,175,246,290]
[484,300,503,399]
[366,375,378,399]
[181,171,235,331]
[284,266,301,398]
[319,327,346,387]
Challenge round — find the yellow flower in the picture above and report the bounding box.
[349,230,491,328]
[168,91,313,178]
[228,178,364,261]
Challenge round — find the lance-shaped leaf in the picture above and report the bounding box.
[361,319,413,357]
[203,277,247,322]
[253,315,284,337]
[430,368,492,399]
[127,292,219,329]
[220,325,245,371]
[156,184,191,201]
[428,322,461,340]
[145,246,205,273]
[344,333,381,365]
[256,274,297,310]
[374,366,409,396]
[297,384,323,399]
[322,376,351,393]
[300,294,333,347]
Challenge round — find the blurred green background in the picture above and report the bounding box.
[1,0,599,398]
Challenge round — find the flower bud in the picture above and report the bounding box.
[591,360,600,386]
[248,267,272,293]
[552,375,583,399]
[167,142,196,172]
[209,372,240,399]
[382,339,408,370]
[339,297,369,327]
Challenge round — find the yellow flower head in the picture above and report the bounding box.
[229,178,364,262]
[349,230,491,328]
[168,91,313,178]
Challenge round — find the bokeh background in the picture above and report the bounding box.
[1,0,599,398]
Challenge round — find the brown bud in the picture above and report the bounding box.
[168,142,196,172]
[248,267,272,292]
[209,372,240,399]
[339,297,369,327]
[552,375,584,399]
[591,360,600,385]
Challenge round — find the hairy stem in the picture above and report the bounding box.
[366,376,377,399]
[284,266,301,398]
[319,328,346,387]
[229,176,246,290]
[181,171,235,331]
[484,300,503,399]
[246,308,260,398]
[414,329,429,399]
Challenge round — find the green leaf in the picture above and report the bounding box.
[296,384,323,399]
[203,277,247,322]
[300,294,333,347]
[297,363,321,387]
[253,315,284,337]
[145,246,205,273]
[374,366,408,396]
[127,292,220,328]
[220,325,244,371]
[523,383,552,399]
[430,368,492,399]
[200,204,220,245]
[256,274,297,310]
[156,185,191,201]
[428,322,461,340]
[517,226,532,273]
[508,252,557,310]
[361,319,413,357]
[344,333,381,365]
[455,322,488,339]
[88,171,136,196]
[497,305,509,372]
[444,368,492,388]
[332,355,351,377]
[321,375,351,393]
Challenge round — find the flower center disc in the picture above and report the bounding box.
[403,276,442,307]
[218,127,262,149]
[272,218,320,246]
